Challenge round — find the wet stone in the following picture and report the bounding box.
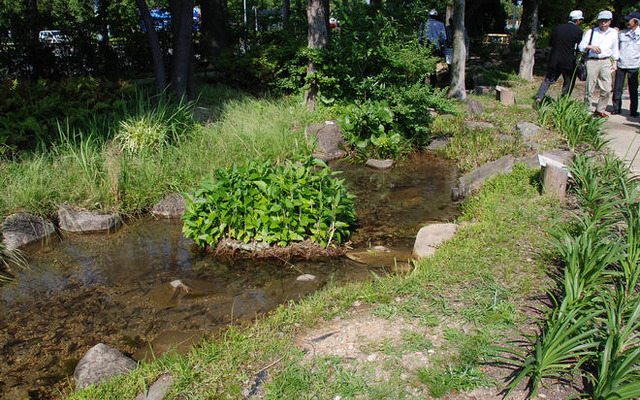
[58,204,121,233]
[1,212,56,250]
[296,274,317,282]
[151,193,186,219]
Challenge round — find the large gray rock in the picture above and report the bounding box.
[135,373,174,400]
[452,155,516,200]
[515,121,542,141]
[58,204,121,233]
[465,121,496,131]
[74,343,137,390]
[426,137,449,151]
[305,121,347,162]
[412,223,458,259]
[151,193,186,219]
[1,213,56,250]
[465,99,484,115]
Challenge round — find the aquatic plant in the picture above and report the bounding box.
[182,156,357,249]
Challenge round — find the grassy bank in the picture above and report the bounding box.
[0,86,321,218]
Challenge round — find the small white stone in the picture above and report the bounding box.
[296,274,316,282]
[367,353,378,362]
[353,300,362,307]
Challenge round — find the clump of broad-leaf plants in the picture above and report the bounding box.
[182,156,356,249]
[500,101,640,399]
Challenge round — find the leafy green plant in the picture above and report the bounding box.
[338,100,407,159]
[182,156,357,248]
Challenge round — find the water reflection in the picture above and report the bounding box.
[0,152,458,399]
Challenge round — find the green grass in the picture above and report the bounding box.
[0,88,317,217]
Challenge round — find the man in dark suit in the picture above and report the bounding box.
[535,10,585,103]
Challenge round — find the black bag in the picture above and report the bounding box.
[576,59,587,81]
[576,29,595,81]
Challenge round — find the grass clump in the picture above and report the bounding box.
[182,156,357,248]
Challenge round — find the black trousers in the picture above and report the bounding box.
[535,66,578,100]
[612,67,639,114]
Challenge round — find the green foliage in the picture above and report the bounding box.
[182,156,357,248]
[417,365,492,398]
[337,100,407,159]
[537,96,607,151]
[0,77,131,154]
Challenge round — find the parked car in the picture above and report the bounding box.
[38,30,68,44]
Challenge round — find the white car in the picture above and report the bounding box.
[38,30,68,44]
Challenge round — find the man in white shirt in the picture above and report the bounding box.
[579,10,620,118]
[612,11,640,117]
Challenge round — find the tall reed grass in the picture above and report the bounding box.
[0,86,316,217]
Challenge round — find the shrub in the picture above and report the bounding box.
[182,156,357,249]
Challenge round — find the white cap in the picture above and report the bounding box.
[597,10,613,20]
[569,10,583,20]
[428,9,438,16]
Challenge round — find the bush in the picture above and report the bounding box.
[182,156,357,248]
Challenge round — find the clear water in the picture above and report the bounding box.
[0,152,458,399]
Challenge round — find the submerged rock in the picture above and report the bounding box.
[74,343,137,390]
[1,213,56,249]
[151,193,186,219]
[58,204,121,233]
[365,159,394,170]
[296,274,317,282]
[412,223,458,259]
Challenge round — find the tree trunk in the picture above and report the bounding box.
[201,0,230,62]
[448,0,467,100]
[283,0,290,27]
[135,0,167,94]
[304,0,329,112]
[170,0,194,100]
[518,0,539,81]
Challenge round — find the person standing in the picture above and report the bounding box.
[534,10,585,103]
[420,9,446,56]
[579,10,619,118]
[612,11,640,117]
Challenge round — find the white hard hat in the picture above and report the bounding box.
[569,10,583,20]
[428,9,438,16]
[597,10,613,20]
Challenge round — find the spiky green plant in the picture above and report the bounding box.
[537,96,607,151]
[588,290,640,400]
[500,306,601,399]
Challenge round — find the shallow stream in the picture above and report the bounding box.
[0,152,459,399]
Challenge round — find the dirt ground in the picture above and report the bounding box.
[288,304,582,400]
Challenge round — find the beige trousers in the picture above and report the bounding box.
[585,58,614,113]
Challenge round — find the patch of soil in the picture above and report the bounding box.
[286,305,583,400]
